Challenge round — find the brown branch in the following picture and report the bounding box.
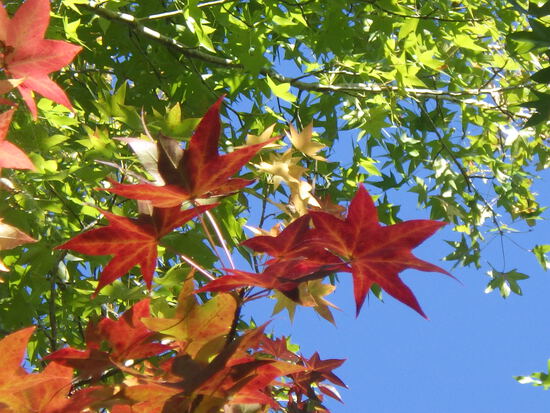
[369,2,485,23]
[81,3,529,110]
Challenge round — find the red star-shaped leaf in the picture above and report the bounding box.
[105,97,277,207]
[56,204,215,294]
[242,215,313,264]
[197,259,344,302]
[0,0,82,118]
[242,214,344,267]
[309,185,452,317]
[47,299,170,379]
[0,108,35,171]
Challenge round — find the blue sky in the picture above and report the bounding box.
[241,166,549,412]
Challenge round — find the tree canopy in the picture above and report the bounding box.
[0,0,548,411]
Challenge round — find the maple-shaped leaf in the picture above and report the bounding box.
[3,362,105,413]
[287,122,327,161]
[245,123,281,148]
[255,149,321,216]
[0,218,36,273]
[0,109,35,172]
[56,204,215,294]
[104,97,277,207]
[242,214,345,270]
[242,215,312,264]
[273,280,339,324]
[289,352,346,406]
[141,274,237,357]
[0,327,104,412]
[0,0,82,118]
[309,185,452,317]
[256,149,306,190]
[197,259,344,303]
[47,299,170,380]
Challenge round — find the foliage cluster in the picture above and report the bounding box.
[0,0,548,411]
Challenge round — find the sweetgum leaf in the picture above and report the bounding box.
[105,97,277,207]
[0,109,35,171]
[56,204,215,294]
[47,299,170,379]
[0,0,82,117]
[309,185,453,317]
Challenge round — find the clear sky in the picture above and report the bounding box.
[242,167,549,412]
[227,50,550,410]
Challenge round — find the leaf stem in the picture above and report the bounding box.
[196,211,229,268]
[205,210,235,269]
[179,253,216,281]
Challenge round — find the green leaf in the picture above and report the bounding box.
[265,75,297,103]
[532,244,550,270]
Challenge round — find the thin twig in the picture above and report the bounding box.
[196,210,228,268]
[179,254,216,281]
[205,210,235,269]
[81,3,529,111]
[368,1,485,22]
[417,101,472,192]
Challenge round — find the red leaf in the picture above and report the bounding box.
[242,215,313,264]
[47,299,170,379]
[309,185,452,317]
[0,108,35,171]
[105,97,276,206]
[56,204,215,294]
[0,0,82,118]
[197,259,345,303]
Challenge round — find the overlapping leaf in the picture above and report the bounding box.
[0,0,82,117]
[309,185,452,317]
[0,108,35,171]
[0,217,36,273]
[0,327,102,412]
[47,299,170,379]
[141,275,237,357]
[56,204,215,294]
[105,97,277,207]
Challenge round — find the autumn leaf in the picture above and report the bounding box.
[256,149,306,190]
[142,275,237,357]
[0,0,82,118]
[309,184,452,317]
[242,214,345,271]
[197,259,344,303]
[242,215,313,264]
[0,218,36,273]
[0,78,23,94]
[56,204,215,294]
[0,327,103,412]
[272,280,339,324]
[105,97,277,207]
[0,108,35,172]
[245,123,280,148]
[289,352,346,405]
[47,299,170,380]
[203,215,348,302]
[255,149,321,216]
[287,122,327,161]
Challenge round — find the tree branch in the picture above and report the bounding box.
[82,4,530,111]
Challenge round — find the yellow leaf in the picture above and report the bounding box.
[245,124,282,149]
[287,122,327,160]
